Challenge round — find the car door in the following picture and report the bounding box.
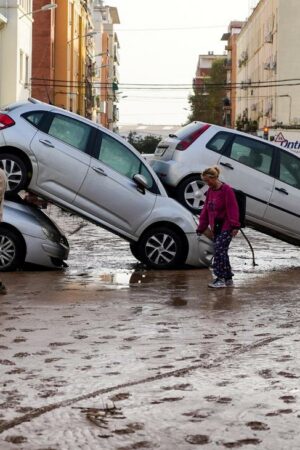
[29,112,93,203]
[263,149,300,237]
[74,131,158,236]
[218,134,275,221]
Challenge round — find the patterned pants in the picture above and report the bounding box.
[212,230,233,280]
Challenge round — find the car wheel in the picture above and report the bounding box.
[0,154,29,195]
[176,176,207,214]
[138,226,185,269]
[0,228,25,271]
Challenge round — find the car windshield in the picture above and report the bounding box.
[174,122,207,140]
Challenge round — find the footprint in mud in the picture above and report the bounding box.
[222,438,261,448]
[246,421,270,431]
[151,397,183,404]
[258,369,273,379]
[5,436,27,444]
[275,355,293,362]
[182,410,211,422]
[266,409,293,416]
[185,434,210,445]
[117,441,154,449]
[204,396,232,404]
[13,352,30,358]
[73,335,88,340]
[49,342,72,348]
[161,383,193,391]
[13,338,27,343]
[0,359,15,366]
[110,392,131,402]
[279,395,296,403]
[158,346,174,352]
[277,371,299,379]
[114,422,144,435]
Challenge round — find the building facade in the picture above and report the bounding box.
[221,21,244,128]
[0,0,35,106]
[236,0,300,131]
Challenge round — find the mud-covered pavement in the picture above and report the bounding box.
[1,207,300,449]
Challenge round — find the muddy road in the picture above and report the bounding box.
[0,208,300,449]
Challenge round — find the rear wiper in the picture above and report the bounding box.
[169,133,178,138]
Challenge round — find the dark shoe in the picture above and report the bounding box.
[0,283,7,295]
[208,278,226,288]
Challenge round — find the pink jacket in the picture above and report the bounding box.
[197,183,240,234]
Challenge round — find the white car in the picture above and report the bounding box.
[0,99,213,269]
[150,121,300,247]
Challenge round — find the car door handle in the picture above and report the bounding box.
[275,187,289,195]
[92,166,107,176]
[39,139,55,148]
[220,162,234,170]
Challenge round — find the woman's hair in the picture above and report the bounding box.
[201,166,220,179]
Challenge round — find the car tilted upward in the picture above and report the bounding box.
[1,199,69,271]
[0,99,213,269]
[150,121,300,247]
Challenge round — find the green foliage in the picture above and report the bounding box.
[127,131,162,154]
[188,58,227,125]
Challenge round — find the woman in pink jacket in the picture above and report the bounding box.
[197,166,240,288]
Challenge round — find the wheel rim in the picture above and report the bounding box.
[0,159,23,191]
[184,181,207,210]
[0,235,16,269]
[145,232,177,265]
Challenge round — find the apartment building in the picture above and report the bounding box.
[236,0,300,130]
[0,0,36,106]
[193,52,224,91]
[93,0,120,131]
[221,21,244,128]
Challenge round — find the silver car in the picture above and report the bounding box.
[150,121,300,247]
[1,199,69,271]
[0,99,213,270]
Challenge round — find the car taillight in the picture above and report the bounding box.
[176,124,211,150]
[0,113,15,130]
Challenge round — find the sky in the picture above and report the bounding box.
[108,0,260,126]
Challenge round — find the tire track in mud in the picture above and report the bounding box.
[0,335,283,433]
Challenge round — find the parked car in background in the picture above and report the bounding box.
[1,198,69,271]
[150,121,300,247]
[0,99,213,269]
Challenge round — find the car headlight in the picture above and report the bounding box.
[41,226,60,243]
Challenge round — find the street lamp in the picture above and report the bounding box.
[67,31,98,44]
[19,3,57,19]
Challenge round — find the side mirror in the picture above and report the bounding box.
[133,174,149,193]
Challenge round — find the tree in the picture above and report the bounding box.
[188,58,227,125]
[127,131,162,154]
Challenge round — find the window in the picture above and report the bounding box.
[98,133,154,190]
[279,151,300,189]
[22,111,46,129]
[229,135,273,175]
[206,132,231,153]
[48,114,91,152]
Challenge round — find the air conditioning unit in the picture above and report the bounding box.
[263,62,271,70]
[251,104,257,111]
[264,32,273,43]
[270,60,277,70]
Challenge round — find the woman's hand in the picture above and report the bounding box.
[231,229,239,237]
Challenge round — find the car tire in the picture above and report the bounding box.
[176,175,207,214]
[138,226,185,269]
[129,242,142,262]
[0,154,29,196]
[0,228,25,271]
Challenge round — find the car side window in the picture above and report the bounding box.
[48,114,91,152]
[206,132,231,153]
[22,111,46,129]
[229,135,273,175]
[279,150,300,189]
[98,133,155,190]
